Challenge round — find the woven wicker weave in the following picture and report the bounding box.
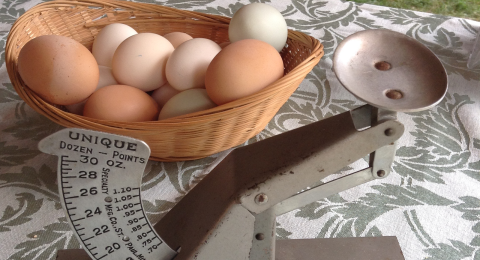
[6,0,324,161]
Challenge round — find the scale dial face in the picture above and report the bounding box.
[39,128,177,260]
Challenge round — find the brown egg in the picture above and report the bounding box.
[84,85,159,122]
[163,32,193,48]
[17,35,99,105]
[205,39,284,105]
[151,82,180,109]
[65,65,119,115]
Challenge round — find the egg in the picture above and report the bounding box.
[92,23,137,67]
[158,89,216,120]
[112,33,174,91]
[65,65,118,115]
[17,35,99,105]
[64,101,85,115]
[219,42,230,49]
[205,39,284,105]
[166,38,221,91]
[96,65,119,89]
[205,39,283,105]
[229,3,288,52]
[84,85,159,122]
[151,82,180,108]
[163,32,193,48]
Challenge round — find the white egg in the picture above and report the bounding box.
[166,38,221,91]
[229,3,288,52]
[92,23,137,67]
[96,65,119,89]
[158,89,216,120]
[112,33,174,91]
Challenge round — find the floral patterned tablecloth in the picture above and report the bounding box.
[1,0,480,259]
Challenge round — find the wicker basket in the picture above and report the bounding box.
[6,0,324,161]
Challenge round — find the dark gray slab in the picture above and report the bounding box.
[276,236,405,260]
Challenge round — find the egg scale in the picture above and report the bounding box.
[38,29,447,260]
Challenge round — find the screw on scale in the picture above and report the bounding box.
[42,29,446,260]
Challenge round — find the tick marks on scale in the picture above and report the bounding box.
[97,254,108,259]
[61,157,77,163]
[83,236,95,241]
[72,217,85,222]
[43,129,175,260]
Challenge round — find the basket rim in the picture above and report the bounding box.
[5,0,325,130]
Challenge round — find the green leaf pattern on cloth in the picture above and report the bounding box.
[0,0,479,259]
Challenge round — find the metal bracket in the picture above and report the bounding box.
[370,107,398,179]
[249,208,277,260]
[273,167,374,216]
[238,108,403,214]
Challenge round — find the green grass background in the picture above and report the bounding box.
[349,0,480,20]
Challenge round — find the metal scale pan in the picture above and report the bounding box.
[333,29,448,112]
[274,29,449,260]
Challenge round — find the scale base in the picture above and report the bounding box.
[276,236,405,260]
[56,236,405,260]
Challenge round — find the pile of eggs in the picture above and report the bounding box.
[17,3,288,122]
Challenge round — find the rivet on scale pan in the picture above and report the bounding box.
[333,29,448,113]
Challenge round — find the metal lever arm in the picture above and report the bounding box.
[273,167,374,216]
[270,107,400,216]
[238,110,403,213]
[155,105,404,260]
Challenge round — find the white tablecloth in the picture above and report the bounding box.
[1,0,479,259]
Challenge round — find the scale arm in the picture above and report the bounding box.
[272,167,374,216]
[155,105,404,259]
[237,107,404,214]
[270,107,400,216]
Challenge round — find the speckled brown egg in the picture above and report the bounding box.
[17,35,99,105]
[205,39,284,105]
[83,85,158,122]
